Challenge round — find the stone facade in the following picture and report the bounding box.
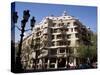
[21,11,92,70]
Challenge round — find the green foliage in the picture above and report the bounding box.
[77,45,88,58]
[90,33,97,61]
[77,33,97,62]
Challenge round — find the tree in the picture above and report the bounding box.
[89,33,97,62]
[77,33,97,63]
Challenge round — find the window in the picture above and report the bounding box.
[76,40,80,44]
[43,28,47,33]
[67,34,71,39]
[57,35,62,39]
[52,23,56,27]
[51,42,55,46]
[44,58,48,63]
[59,19,63,22]
[68,16,71,18]
[44,22,47,24]
[57,41,60,46]
[35,44,40,49]
[54,29,57,33]
[50,58,56,63]
[53,29,62,33]
[57,29,62,33]
[44,35,48,39]
[74,22,79,26]
[66,28,69,32]
[74,27,78,32]
[36,33,39,36]
[37,27,40,31]
[60,48,65,53]
[50,64,55,68]
[58,23,64,27]
[50,28,53,33]
[58,23,60,27]
[52,35,54,40]
[36,38,40,42]
[75,33,79,38]
[68,48,73,54]
[61,23,64,26]
[67,22,70,26]
[39,32,41,36]
[37,32,41,36]
[57,41,63,46]
[63,42,67,45]
[36,50,41,56]
[71,28,73,32]
[67,41,71,45]
[50,50,57,55]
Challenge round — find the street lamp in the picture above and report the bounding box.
[12,11,18,24]
[16,10,30,72]
[23,10,30,22]
[11,9,36,72]
[11,11,18,30]
[30,16,36,30]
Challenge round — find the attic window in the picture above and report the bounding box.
[60,19,63,22]
[63,17,65,18]
[68,16,71,18]
[44,22,47,24]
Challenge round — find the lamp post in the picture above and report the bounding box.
[16,10,30,72]
[12,9,36,72]
[12,11,18,24]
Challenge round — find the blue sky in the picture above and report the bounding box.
[12,2,97,42]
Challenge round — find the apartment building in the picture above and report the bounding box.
[21,11,92,70]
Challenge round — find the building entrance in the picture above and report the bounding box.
[58,58,66,68]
